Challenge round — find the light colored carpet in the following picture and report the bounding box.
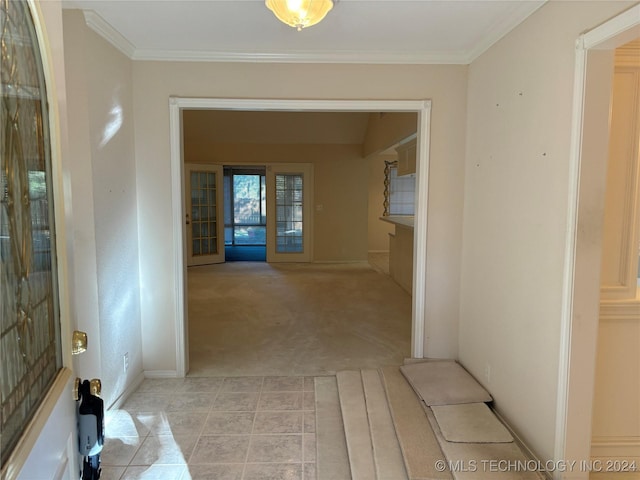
[336,371,376,480]
[315,376,351,480]
[380,366,452,480]
[431,403,513,443]
[400,361,492,406]
[361,369,408,480]
[187,262,411,376]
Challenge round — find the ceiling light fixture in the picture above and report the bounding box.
[265,0,334,31]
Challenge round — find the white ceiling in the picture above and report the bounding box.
[62,0,546,64]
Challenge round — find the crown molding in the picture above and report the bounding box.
[83,10,135,58]
[465,0,547,63]
[82,4,544,65]
[131,48,469,65]
[81,9,469,65]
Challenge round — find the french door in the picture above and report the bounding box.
[185,164,225,266]
[266,163,313,263]
[185,163,312,265]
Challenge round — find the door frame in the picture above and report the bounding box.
[169,97,432,376]
[555,5,640,477]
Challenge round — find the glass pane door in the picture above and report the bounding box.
[1,0,63,465]
[275,174,304,253]
[266,164,313,262]
[185,164,224,265]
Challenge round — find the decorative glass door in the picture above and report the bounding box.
[1,0,64,468]
[266,164,313,262]
[185,164,224,265]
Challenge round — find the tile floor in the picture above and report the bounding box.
[100,376,317,480]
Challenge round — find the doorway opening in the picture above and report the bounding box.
[224,166,267,262]
[170,98,432,376]
[557,4,640,468]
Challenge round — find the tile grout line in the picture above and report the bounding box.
[186,378,224,467]
[240,375,265,480]
[303,378,313,480]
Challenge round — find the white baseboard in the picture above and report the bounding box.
[107,371,145,411]
[311,260,368,264]
[591,436,640,463]
[143,370,180,379]
[490,407,553,480]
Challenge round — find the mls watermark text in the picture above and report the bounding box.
[434,459,638,474]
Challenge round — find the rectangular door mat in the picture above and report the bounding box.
[400,361,492,406]
[431,403,513,443]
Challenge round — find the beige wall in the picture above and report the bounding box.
[63,10,143,408]
[363,112,417,157]
[460,0,633,462]
[132,62,468,372]
[185,142,369,262]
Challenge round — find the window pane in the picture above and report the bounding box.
[190,170,218,256]
[389,168,415,216]
[234,226,266,245]
[224,170,267,247]
[275,174,303,253]
[233,175,262,225]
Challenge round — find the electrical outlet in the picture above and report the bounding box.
[484,363,491,384]
[123,352,129,373]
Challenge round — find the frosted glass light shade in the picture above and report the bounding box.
[265,0,334,31]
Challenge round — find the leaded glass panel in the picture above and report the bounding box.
[1,0,62,467]
[190,171,219,256]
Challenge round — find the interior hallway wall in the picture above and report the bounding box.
[459,0,635,462]
[62,10,143,408]
[132,62,467,372]
[184,142,369,262]
[362,112,418,157]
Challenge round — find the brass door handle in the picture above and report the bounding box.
[72,330,88,355]
[73,377,102,400]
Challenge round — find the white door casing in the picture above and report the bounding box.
[556,5,640,479]
[170,98,432,377]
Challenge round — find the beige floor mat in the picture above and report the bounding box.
[431,403,513,443]
[400,361,492,406]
